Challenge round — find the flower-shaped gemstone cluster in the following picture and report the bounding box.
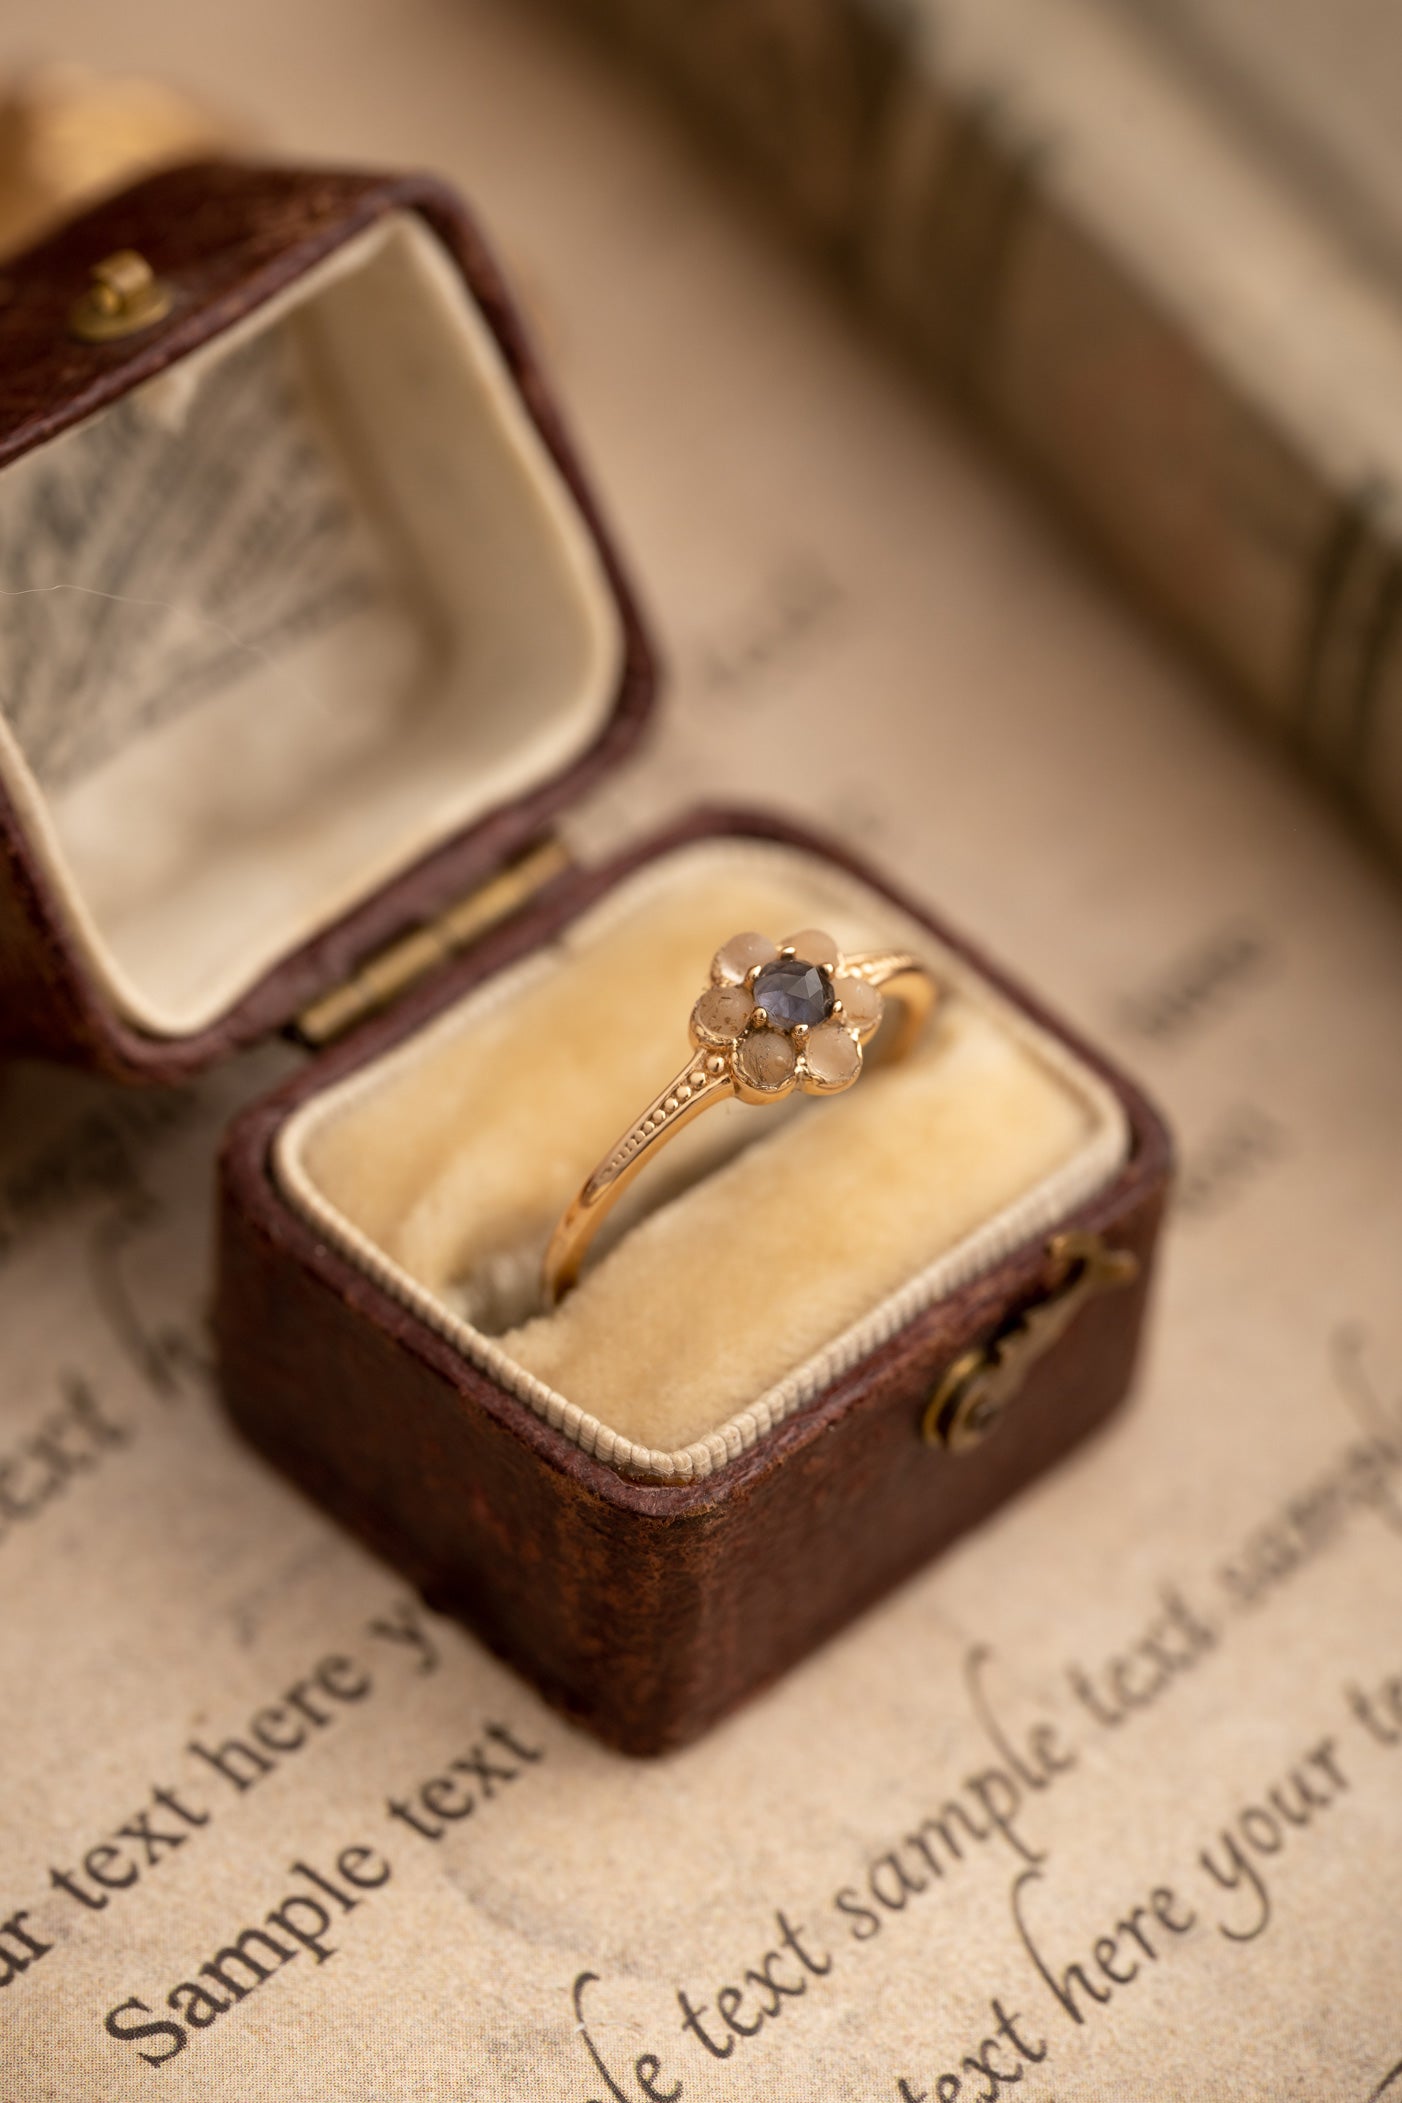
[690,929,885,1102]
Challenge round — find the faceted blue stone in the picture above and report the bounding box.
[753,957,835,1030]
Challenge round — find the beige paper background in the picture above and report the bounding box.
[1,3,1400,2098]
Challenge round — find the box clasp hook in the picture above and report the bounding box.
[923,1230,1140,1453]
[70,249,173,343]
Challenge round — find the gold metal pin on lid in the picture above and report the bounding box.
[69,247,172,342]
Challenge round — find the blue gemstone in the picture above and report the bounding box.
[753,957,835,1030]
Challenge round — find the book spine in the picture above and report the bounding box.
[554,0,1402,865]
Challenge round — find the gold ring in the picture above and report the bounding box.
[543,927,938,1303]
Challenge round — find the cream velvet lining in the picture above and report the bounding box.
[275,839,1131,1482]
[0,212,622,1036]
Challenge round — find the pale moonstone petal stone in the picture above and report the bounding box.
[692,983,754,1045]
[713,931,778,984]
[803,1021,861,1089]
[734,1028,796,1092]
[780,927,839,970]
[832,974,884,1035]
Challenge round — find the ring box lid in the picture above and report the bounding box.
[0,160,655,1081]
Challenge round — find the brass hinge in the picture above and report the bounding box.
[922,1230,1140,1452]
[293,835,571,1049]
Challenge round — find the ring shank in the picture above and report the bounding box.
[542,949,936,1303]
[544,1055,733,1302]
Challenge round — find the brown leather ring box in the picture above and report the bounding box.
[0,161,1171,1755]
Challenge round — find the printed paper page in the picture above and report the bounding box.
[1,3,1399,2097]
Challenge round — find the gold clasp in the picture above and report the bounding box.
[69,249,173,343]
[922,1230,1140,1452]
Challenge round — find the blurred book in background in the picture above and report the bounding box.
[549,0,1402,872]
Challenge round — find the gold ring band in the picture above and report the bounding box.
[543,927,937,1303]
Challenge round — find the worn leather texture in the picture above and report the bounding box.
[0,159,655,1078]
[216,809,1174,1756]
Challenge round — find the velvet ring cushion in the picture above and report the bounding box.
[274,836,1131,1482]
[0,207,623,1039]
